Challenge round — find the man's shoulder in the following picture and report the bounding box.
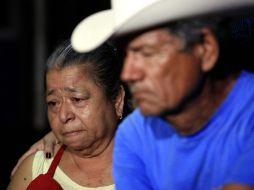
[119,109,145,129]
[229,70,254,100]
[118,108,169,136]
[120,108,160,127]
[239,70,254,84]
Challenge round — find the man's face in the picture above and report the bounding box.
[121,28,204,116]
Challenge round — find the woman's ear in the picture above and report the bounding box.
[115,85,125,120]
[197,28,219,72]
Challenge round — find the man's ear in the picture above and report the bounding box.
[115,85,125,119]
[197,28,219,72]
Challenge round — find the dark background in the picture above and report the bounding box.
[0,0,109,189]
[1,1,254,189]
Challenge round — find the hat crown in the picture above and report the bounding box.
[71,0,254,53]
[112,0,158,26]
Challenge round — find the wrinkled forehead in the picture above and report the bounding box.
[46,64,96,88]
[45,65,101,94]
[115,27,171,51]
[129,28,172,46]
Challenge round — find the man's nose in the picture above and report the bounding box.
[121,52,144,82]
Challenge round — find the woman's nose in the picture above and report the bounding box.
[59,102,75,124]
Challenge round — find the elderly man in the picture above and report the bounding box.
[70,0,254,189]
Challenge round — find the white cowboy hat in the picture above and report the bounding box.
[71,0,254,53]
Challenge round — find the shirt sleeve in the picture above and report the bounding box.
[225,129,254,187]
[113,111,153,190]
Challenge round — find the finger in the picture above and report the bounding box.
[11,162,20,177]
[43,139,54,159]
[43,137,57,158]
[43,132,59,158]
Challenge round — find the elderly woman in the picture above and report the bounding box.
[7,40,132,190]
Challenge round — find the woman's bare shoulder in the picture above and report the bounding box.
[7,153,36,190]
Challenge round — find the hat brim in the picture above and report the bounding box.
[71,0,254,53]
[71,10,115,53]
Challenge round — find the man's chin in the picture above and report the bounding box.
[139,105,183,118]
[139,105,162,116]
[159,106,184,117]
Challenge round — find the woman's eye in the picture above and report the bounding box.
[71,97,83,102]
[47,101,57,107]
[71,97,88,107]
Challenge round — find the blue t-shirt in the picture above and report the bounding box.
[113,71,254,190]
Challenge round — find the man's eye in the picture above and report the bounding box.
[142,51,156,57]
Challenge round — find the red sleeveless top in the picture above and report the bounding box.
[26,144,66,190]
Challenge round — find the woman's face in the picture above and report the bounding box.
[46,65,119,155]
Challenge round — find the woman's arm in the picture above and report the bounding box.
[11,131,59,176]
[7,153,34,190]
